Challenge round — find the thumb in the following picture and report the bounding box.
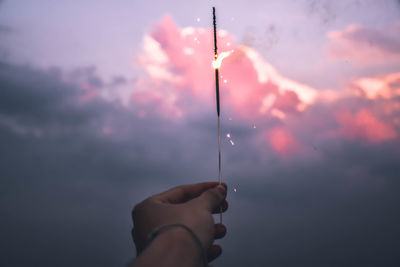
[199,184,226,212]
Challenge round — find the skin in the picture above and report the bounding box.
[131,182,229,266]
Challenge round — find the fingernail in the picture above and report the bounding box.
[216,185,226,195]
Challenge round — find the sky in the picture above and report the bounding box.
[1,0,400,266]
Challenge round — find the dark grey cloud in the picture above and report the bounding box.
[1,61,400,267]
[241,24,279,52]
[305,0,337,25]
[0,0,12,35]
[0,62,202,266]
[0,24,12,34]
[304,0,400,25]
[344,26,400,54]
[0,17,12,60]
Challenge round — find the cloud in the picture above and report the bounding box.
[335,108,397,143]
[266,127,300,157]
[125,17,400,157]
[1,16,400,267]
[327,24,400,65]
[0,24,13,34]
[353,72,400,100]
[305,0,337,25]
[0,61,223,266]
[129,15,318,122]
[0,63,109,137]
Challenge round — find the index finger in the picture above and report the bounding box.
[154,182,224,204]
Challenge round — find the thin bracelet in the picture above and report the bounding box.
[145,223,207,266]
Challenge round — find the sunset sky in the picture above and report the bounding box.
[1,1,400,266]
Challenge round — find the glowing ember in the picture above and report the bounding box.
[212,51,232,69]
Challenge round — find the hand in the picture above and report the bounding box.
[131,182,228,262]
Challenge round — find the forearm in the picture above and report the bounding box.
[132,227,205,267]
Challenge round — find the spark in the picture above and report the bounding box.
[226,133,235,146]
[253,124,257,129]
[212,51,232,69]
[233,188,237,192]
[196,18,200,22]
[227,42,231,46]
[223,79,228,83]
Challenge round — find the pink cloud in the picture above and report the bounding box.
[122,17,400,157]
[102,125,112,135]
[352,72,400,100]
[132,89,183,119]
[327,72,400,143]
[327,24,400,66]
[80,82,99,102]
[335,108,397,143]
[132,15,317,122]
[266,127,299,157]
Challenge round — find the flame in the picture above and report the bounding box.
[212,51,232,69]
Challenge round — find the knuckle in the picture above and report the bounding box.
[207,189,222,202]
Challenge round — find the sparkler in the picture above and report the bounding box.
[213,7,222,187]
[213,7,223,223]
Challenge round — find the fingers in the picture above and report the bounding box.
[212,199,228,214]
[198,184,227,212]
[209,224,226,262]
[214,223,226,239]
[207,244,222,262]
[154,182,224,204]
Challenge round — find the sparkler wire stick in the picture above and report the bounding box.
[213,7,221,186]
[213,7,223,223]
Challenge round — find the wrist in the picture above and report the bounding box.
[161,227,205,263]
[134,224,206,267]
